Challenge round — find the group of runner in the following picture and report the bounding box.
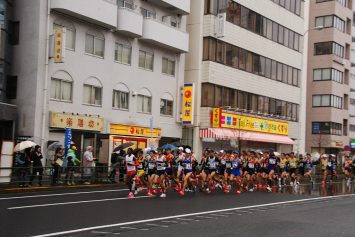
[123,147,355,198]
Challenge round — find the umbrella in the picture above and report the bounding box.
[47,141,64,151]
[14,141,36,152]
[171,141,184,147]
[160,144,177,150]
[113,142,134,152]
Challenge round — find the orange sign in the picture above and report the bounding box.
[110,124,161,138]
[54,27,65,63]
[212,108,221,128]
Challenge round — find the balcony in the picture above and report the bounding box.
[148,0,190,15]
[141,18,189,53]
[117,7,143,38]
[51,0,117,29]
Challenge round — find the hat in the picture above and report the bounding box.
[71,146,77,151]
[185,148,192,154]
[178,147,184,151]
[220,150,224,153]
[330,154,336,157]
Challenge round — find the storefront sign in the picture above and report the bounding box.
[211,108,289,136]
[212,108,221,128]
[182,83,194,125]
[64,128,72,155]
[331,141,343,148]
[50,112,104,131]
[110,124,161,138]
[54,27,65,63]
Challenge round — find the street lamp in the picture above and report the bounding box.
[297,25,324,157]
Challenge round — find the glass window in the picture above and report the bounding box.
[50,78,73,102]
[201,83,215,107]
[215,85,222,107]
[240,6,249,28]
[216,40,226,63]
[265,58,271,78]
[277,62,282,81]
[226,44,233,66]
[266,19,273,40]
[287,66,293,84]
[83,84,102,106]
[112,90,129,109]
[313,95,321,106]
[139,50,154,71]
[85,33,105,57]
[248,11,257,32]
[54,24,76,50]
[271,60,277,80]
[246,52,253,72]
[259,56,266,76]
[232,47,239,68]
[314,42,333,55]
[160,99,173,116]
[272,22,278,42]
[115,43,131,65]
[162,57,175,76]
[226,1,241,25]
[293,68,298,86]
[239,48,247,70]
[269,98,276,114]
[137,94,151,113]
[252,54,260,74]
[278,25,284,44]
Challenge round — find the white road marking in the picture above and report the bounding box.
[210,214,228,217]
[120,227,137,230]
[32,194,355,237]
[8,196,151,210]
[145,224,169,228]
[0,189,130,200]
[176,218,196,221]
[91,231,112,234]
[195,216,217,219]
[162,220,178,223]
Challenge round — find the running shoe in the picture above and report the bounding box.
[127,192,134,198]
[266,186,272,192]
[134,190,139,195]
[215,183,223,189]
[138,186,144,192]
[147,191,153,197]
[152,189,158,194]
[236,189,242,195]
[249,188,254,192]
[174,186,180,192]
[160,193,166,198]
[258,183,263,189]
[206,188,211,194]
[178,190,185,196]
[224,188,229,193]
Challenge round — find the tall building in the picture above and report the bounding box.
[12,0,189,163]
[0,0,17,151]
[350,3,355,150]
[184,0,305,157]
[306,0,353,154]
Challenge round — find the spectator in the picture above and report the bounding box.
[108,150,124,183]
[30,145,44,186]
[66,156,76,186]
[83,146,96,184]
[63,146,79,168]
[52,147,64,185]
[14,151,28,187]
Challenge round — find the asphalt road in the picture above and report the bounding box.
[1,182,355,237]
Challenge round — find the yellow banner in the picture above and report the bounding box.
[182,83,194,125]
[110,124,161,138]
[54,28,64,63]
[50,112,104,131]
[212,108,221,128]
[212,109,289,136]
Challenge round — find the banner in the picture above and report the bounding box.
[211,108,289,136]
[182,83,194,125]
[54,27,65,63]
[110,124,161,138]
[212,107,221,128]
[64,128,72,155]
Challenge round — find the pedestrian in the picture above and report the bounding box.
[14,151,28,187]
[52,147,64,185]
[29,145,44,186]
[108,150,120,183]
[83,146,96,184]
[66,156,76,186]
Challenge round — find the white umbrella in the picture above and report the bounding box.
[47,141,64,151]
[14,141,36,152]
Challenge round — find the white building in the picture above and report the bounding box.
[350,3,355,150]
[184,0,305,157]
[11,0,190,164]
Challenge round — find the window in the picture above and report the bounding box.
[201,83,215,107]
[312,122,342,135]
[315,15,345,32]
[114,43,131,65]
[83,84,102,106]
[162,57,175,76]
[314,42,344,57]
[112,90,129,110]
[85,33,105,57]
[313,94,342,108]
[51,78,72,102]
[139,50,154,71]
[160,99,173,116]
[118,0,134,9]
[54,23,75,50]
[313,68,343,83]
[137,95,151,113]
[141,8,156,19]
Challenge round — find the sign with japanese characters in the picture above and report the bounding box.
[211,108,289,136]
[110,124,161,138]
[182,83,194,125]
[54,27,66,63]
[50,112,104,131]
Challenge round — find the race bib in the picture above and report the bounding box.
[248,163,255,169]
[148,163,155,169]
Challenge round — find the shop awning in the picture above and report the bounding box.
[200,128,295,145]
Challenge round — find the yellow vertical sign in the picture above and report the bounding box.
[212,107,221,128]
[54,28,64,63]
[182,83,194,125]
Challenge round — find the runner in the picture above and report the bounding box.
[146,150,157,196]
[343,155,352,185]
[179,148,195,196]
[135,150,147,194]
[155,149,167,198]
[125,148,139,198]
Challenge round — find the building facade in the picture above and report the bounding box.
[12,0,189,164]
[350,2,355,150]
[185,0,305,158]
[0,0,17,152]
[306,0,353,154]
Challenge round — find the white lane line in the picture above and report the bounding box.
[8,196,151,210]
[176,218,196,221]
[145,224,169,228]
[195,216,217,219]
[32,194,355,237]
[0,189,130,200]
[210,214,228,217]
[120,227,137,230]
[91,231,112,234]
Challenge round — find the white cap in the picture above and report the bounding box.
[220,150,224,153]
[178,147,184,151]
[330,154,336,157]
[185,148,192,154]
